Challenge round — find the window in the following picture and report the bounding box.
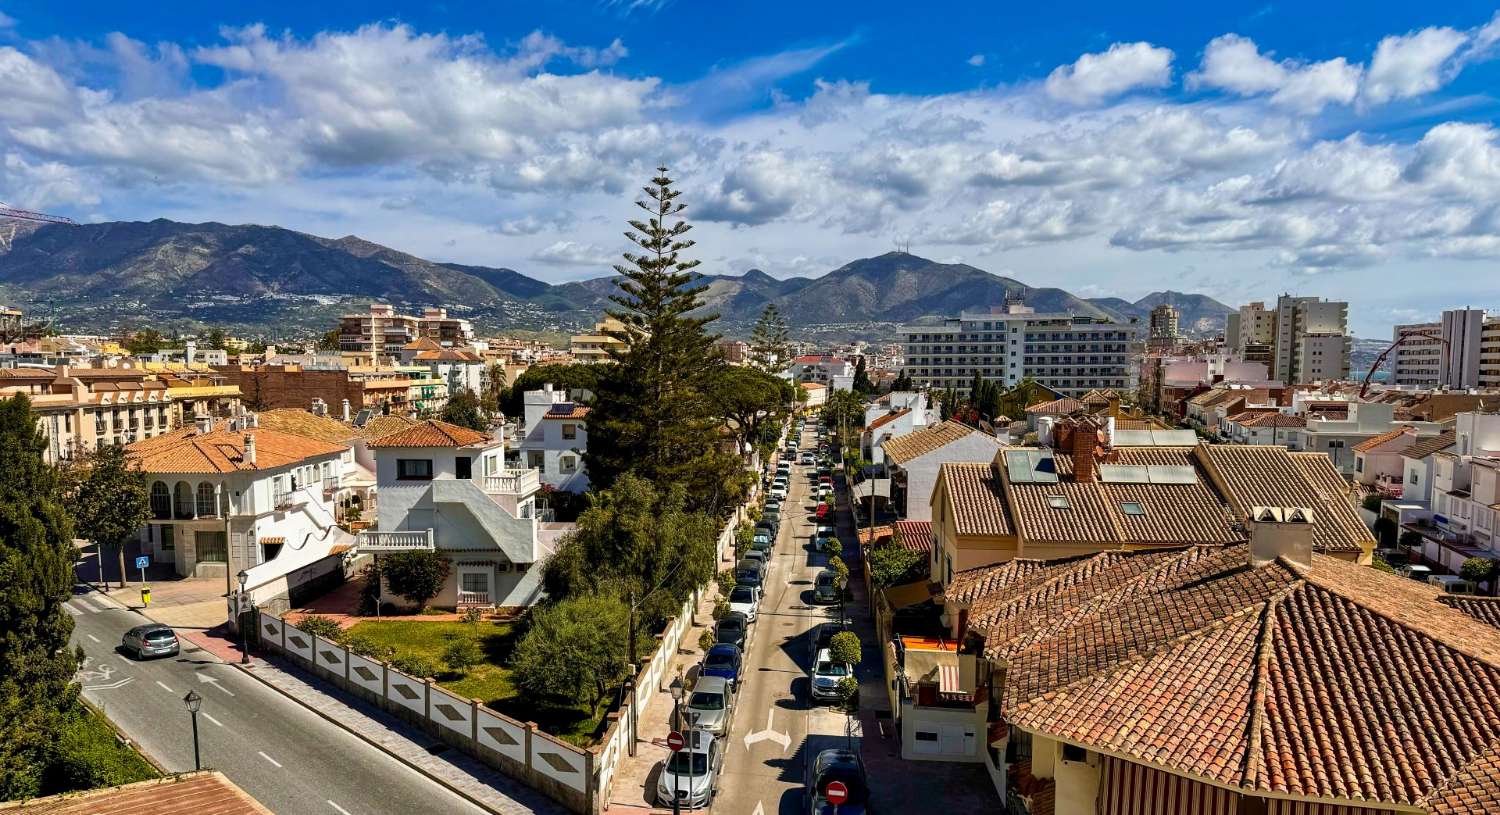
[1062,743,1088,763]
[150,481,172,519]
[195,531,227,563]
[1047,495,1071,509]
[561,423,577,440]
[455,456,472,480]
[397,459,433,480]
[461,571,489,594]
[159,524,174,552]
[560,455,577,474]
[1120,502,1146,516]
[527,451,545,469]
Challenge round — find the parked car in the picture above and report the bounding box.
[804,748,870,815]
[752,530,774,550]
[815,502,830,520]
[121,623,180,660]
[800,451,816,465]
[735,562,764,591]
[701,643,744,689]
[686,676,734,735]
[743,549,770,574]
[728,584,760,622]
[770,482,788,500]
[715,612,749,649]
[812,570,840,604]
[810,648,854,704]
[657,728,722,809]
[808,621,844,663]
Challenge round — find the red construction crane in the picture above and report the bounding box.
[1360,328,1449,398]
[0,201,76,225]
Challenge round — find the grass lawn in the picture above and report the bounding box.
[344,619,610,747]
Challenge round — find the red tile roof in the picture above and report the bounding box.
[1402,430,1457,460]
[127,420,346,474]
[937,462,1013,536]
[1439,596,1500,630]
[4,771,273,815]
[1352,426,1411,453]
[1197,445,1372,554]
[1025,397,1084,415]
[882,420,987,465]
[1232,411,1305,428]
[541,405,590,420]
[866,407,911,431]
[366,419,491,448]
[892,520,933,554]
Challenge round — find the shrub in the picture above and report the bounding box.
[296,614,344,642]
[712,597,730,620]
[382,550,451,610]
[698,629,717,653]
[1398,529,1424,550]
[41,707,157,794]
[391,654,440,679]
[1361,494,1383,513]
[356,563,382,616]
[342,633,396,661]
[715,568,737,596]
[1460,557,1499,585]
[829,631,861,667]
[442,638,483,673]
[462,606,485,625]
[836,676,859,711]
[868,544,927,588]
[1370,556,1397,575]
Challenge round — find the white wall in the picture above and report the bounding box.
[901,434,1004,521]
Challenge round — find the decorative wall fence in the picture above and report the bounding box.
[254,495,754,815]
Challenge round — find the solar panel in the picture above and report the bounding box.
[1149,430,1200,446]
[547,402,576,415]
[1110,429,1154,447]
[1098,464,1150,483]
[1005,449,1058,484]
[353,408,373,428]
[1147,465,1199,484]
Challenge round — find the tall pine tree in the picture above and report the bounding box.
[748,304,792,373]
[0,395,82,799]
[587,166,728,503]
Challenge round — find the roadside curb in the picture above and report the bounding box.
[230,657,513,815]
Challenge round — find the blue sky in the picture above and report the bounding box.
[3,1,1500,335]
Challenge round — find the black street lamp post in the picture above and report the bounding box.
[669,675,684,815]
[237,569,250,665]
[183,690,202,771]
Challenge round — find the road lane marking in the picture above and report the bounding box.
[201,711,223,727]
[155,680,174,693]
[258,751,282,768]
[84,677,134,691]
[64,604,82,617]
[86,634,100,643]
[74,597,103,613]
[327,801,352,815]
[196,671,236,696]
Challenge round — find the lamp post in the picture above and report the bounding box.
[668,675,684,815]
[236,569,250,665]
[183,690,202,771]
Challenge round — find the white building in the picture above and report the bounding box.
[128,413,356,614]
[881,421,1005,521]
[902,301,1139,397]
[1391,308,1500,389]
[517,384,590,493]
[1295,401,1443,476]
[1272,295,1350,384]
[789,355,855,391]
[359,419,551,609]
[862,392,939,465]
[400,338,486,397]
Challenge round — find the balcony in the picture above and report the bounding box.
[483,469,540,496]
[457,589,492,607]
[357,529,435,552]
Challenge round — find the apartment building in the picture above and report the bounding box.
[1274,295,1351,383]
[569,317,629,363]
[902,303,1140,398]
[337,304,475,356]
[358,420,550,609]
[1223,301,1274,367]
[1391,308,1500,388]
[217,363,425,416]
[1136,353,1274,419]
[1145,303,1178,351]
[788,354,855,391]
[514,384,590,493]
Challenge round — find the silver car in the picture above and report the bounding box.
[686,676,733,735]
[656,729,722,808]
[122,623,180,659]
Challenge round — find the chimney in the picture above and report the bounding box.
[243,433,256,466]
[1070,421,1098,483]
[341,398,351,422]
[194,412,213,435]
[311,397,326,417]
[1106,393,1121,417]
[1248,506,1315,568]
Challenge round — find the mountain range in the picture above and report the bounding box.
[0,218,1232,336]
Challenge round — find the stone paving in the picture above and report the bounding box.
[239,653,566,815]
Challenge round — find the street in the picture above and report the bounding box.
[66,587,509,815]
[713,423,858,815]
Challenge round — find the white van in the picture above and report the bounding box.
[1427,574,1477,594]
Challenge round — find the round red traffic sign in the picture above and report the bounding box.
[825,780,849,805]
[666,730,686,752]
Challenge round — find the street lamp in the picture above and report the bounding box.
[236,569,250,665]
[182,690,202,771]
[668,675,685,815]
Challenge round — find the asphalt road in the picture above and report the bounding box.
[66,589,499,815]
[715,423,858,815]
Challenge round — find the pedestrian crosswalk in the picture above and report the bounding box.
[65,594,120,615]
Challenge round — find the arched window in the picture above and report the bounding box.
[173,481,194,519]
[150,481,171,520]
[196,482,217,518]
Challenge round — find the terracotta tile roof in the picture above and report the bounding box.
[127,421,346,474]
[1232,411,1305,428]
[866,407,911,431]
[413,348,484,362]
[3,771,273,814]
[358,414,418,439]
[541,405,590,420]
[1025,397,1083,415]
[256,408,362,444]
[1189,388,1251,408]
[938,462,1013,537]
[1403,429,1457,460]
[1352,426,1410,453]
[1439,596,1500,630]
[882,420,987,465]
[1078,388,1118,406]
[1112,417,1171,431]
[892,520,933,553]
[972,545,1500,810]
[1197,445,1373,554]
[401,337,443,351]
[366,419,491,448]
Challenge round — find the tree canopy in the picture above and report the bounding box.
[511,594,641,707]
[71,443,151,590]
[439,387,488,432]
[748,304,792,373]
[499,364,598,418]
[708,366,795,460]
[381,550,450,610]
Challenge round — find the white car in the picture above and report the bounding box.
[728,584,760,622]
[656,729,722,809]
[810,647,853,704]
[770,482,788,500]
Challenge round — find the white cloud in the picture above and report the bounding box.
[967,54,985,67]
[1189,34,1360,113]
[529,240,615,267]
[1363,26,1467,104]
[1044,41,1174,105]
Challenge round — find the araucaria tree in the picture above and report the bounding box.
[0,395,83,799]
[749,304,792,373]
[587,166,727,502]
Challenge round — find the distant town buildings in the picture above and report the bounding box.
[516,384,590,493]
[1225,295,1350,385]
[338,304,474,356]
[788,354,855,391]
[902,301,1140,397]
[569,316,628,363]
[1146,303,1179,351]
[1391,307,1500,389]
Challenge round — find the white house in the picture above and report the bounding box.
[516,384,590,493]
[128,413,356,614]
[359,419,550,609]
[862,391,939,465]
[402,340,486,397]
[789,355,855,392]
[1295,401,1443,476]
[881,420,1004,521]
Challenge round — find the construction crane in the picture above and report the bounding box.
[1360,328,1449,398]
[0,201,77,226]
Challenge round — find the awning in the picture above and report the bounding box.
[258,536,286,545]
[883,579,936,611]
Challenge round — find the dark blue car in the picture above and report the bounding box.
[700,643,743,689]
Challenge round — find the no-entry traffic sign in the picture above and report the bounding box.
[666,730,686,752]
[825,780,849,806]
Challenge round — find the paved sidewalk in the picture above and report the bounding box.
[239,653,565,815]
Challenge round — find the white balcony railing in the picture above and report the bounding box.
[483,469,540,496]
[357,529,436,552]
[458,590,492,607]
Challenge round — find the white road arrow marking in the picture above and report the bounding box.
[752,802,765,815]
[742,709,790,753]
[196,671,236,696]
[85,677,134,691]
